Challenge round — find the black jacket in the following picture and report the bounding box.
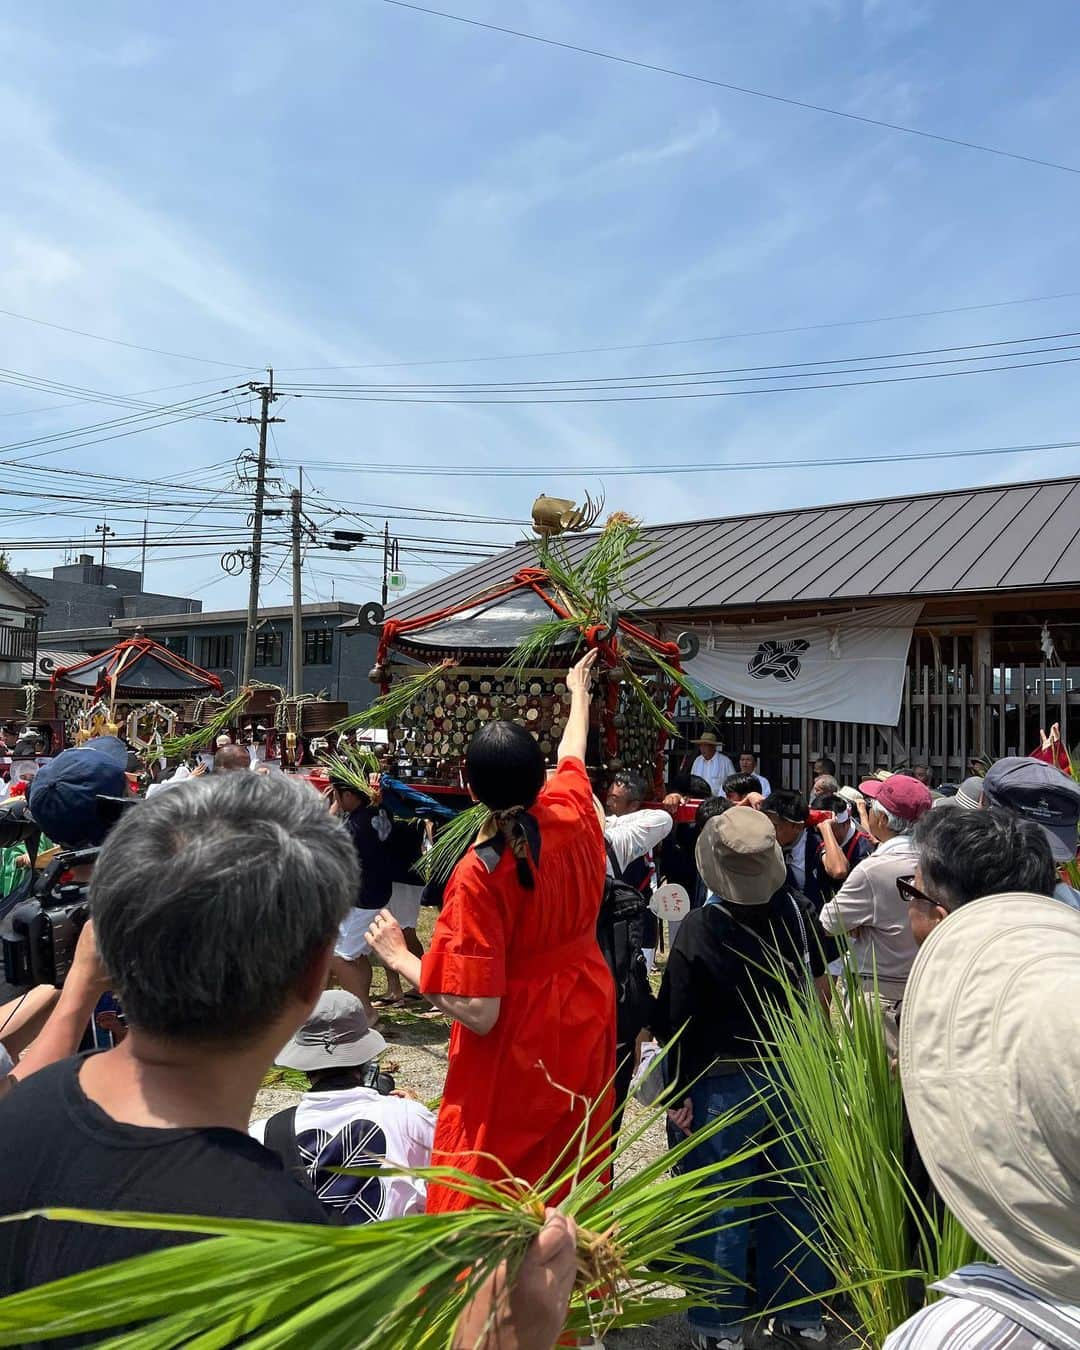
[653,887,825,1097]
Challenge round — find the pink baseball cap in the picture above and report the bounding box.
[858,773,933,822]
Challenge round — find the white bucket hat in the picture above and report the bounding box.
[899,893,1080,1301]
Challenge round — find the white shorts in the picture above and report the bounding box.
[388,884,423,931]
[335,907,381,960]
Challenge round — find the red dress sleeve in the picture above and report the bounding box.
[419,859,508,998]
[541,757,600,830]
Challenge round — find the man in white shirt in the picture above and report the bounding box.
[602,771,675,1124]
[738,751,771,799]
[604,771,675,876]
[252,990,435,1224]
[690,733,735,797]
[819,774,933,1055]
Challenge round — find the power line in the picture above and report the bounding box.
[0,308,255,369]
[378,0,1080,177]
[286,436,1080,479]
[0,390,252,467]
[278,331,1080,392]
[274,289,1080,373]
[278,350,1080,404]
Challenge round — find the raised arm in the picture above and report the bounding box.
[557,649,598,765]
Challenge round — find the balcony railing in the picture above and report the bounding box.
[0,624,37,661]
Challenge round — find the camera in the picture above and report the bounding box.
[357,1061,396,1096]
[2,847,98,989]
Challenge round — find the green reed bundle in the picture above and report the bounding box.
[507,516,712,735]
[0,1085,766,1348]
[317,742,381,797]
[752,953,983,1347]
[332,661,456,737]
[415,801,491,885]
[157,688,253,762]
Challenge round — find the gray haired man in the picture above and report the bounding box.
[819,773,933,1054]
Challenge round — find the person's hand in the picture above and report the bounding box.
[365,909,409,971]
[367,772,383,805]
[13,853,29,870]
[67,921,112,1002]
[667,1097,693,1134]
[566,648,598,697]
[662,792,684,815]
[454,1209,577,1350]
[1039,723,1061,751]
[190,762,208,778]
[390,1087,421,1102]
[743,791,765,811]
[506,1211,577,1350]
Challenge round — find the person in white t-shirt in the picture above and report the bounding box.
[738,751,771,799]
[251,990,435,1224]
[689,733,735,796]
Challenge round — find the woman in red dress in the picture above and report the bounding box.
[367,650,615,1213]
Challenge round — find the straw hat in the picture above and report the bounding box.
[696,732,719,747]
[900,893,1080,1301]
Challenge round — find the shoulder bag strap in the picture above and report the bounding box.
[262,1106,310,1189]
[604,837,625,881]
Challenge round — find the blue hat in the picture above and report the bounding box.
[28,737,130,847]
[982,756,1080,865]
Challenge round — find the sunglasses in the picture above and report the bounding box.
[896,874,935,906]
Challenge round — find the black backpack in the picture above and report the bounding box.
[596,841,655,1046]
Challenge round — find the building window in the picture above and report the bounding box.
[198,635,233,670]
[163,634,189,660]
[303,629,333,666]
[255,631,283,667]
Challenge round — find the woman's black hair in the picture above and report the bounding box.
[465,721,546,889]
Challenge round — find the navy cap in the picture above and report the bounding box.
[28,737,130,847]
[982,756,1080,864]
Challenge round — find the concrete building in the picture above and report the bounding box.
[0,572,46,688]
[38,601,378,706]
[19,555,201,633]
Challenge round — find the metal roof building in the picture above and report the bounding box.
[385,473,1080,787]
[389,473,1080,623]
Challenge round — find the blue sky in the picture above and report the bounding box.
[3,0,1080,615]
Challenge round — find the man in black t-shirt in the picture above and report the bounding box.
[0,775,579,1350]
[0,773,352,1327]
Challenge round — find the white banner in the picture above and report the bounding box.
[676,602,922,726]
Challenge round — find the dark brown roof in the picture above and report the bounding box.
[388,473,1080,621]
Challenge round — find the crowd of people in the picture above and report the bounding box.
[0,692,1077,1349]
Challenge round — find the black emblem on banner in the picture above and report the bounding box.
[747,639,810,682]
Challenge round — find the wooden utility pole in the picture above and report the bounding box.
[290,487,303,697]
[240,371,281,687]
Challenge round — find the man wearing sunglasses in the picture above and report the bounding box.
[902,808,1058,947]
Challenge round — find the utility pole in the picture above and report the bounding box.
[290,487,303,698]
[139,490,149,584]
[381,521,390,606]
[240,370,282,687]
[94,520,115,569]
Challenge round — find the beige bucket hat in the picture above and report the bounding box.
[899,893,1080,1301]
[694,805,785,906]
